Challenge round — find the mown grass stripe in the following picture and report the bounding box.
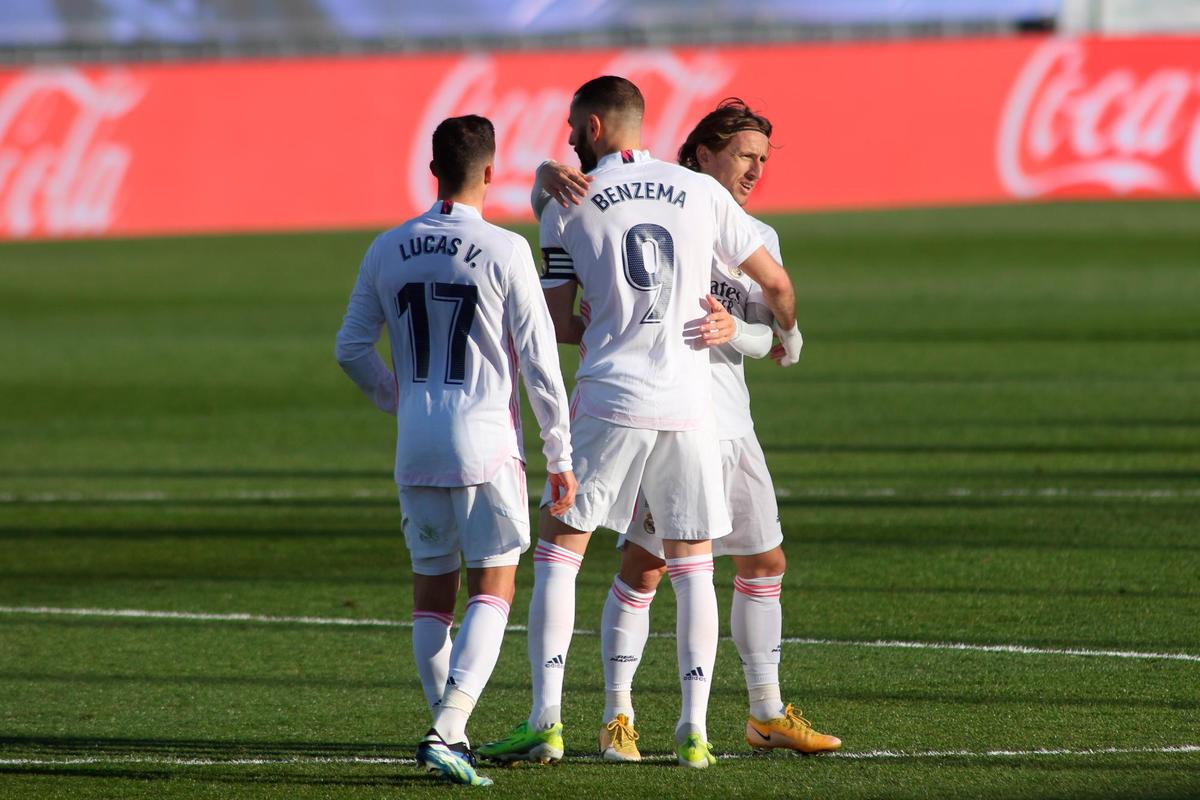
[2,605,1197,663]
[0,486,1197,504]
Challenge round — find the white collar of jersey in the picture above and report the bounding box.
[593,149,653,171]
[427,200,483,219]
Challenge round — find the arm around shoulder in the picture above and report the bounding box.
[737,246,795,330]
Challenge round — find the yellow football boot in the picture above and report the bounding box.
[745,704,842,753]
[599,713,641,762]
[675,733,717,768]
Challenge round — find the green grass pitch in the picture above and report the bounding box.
[1,201,1198,799]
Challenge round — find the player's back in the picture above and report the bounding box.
[368,202,529,486]
[541,150,761,430]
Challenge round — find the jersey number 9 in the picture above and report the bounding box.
[622,224,675,325]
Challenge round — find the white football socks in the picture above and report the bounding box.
[732,574,786,721]
[527,540,583,729]
[411,610,453,710]
[666,553,718,743]
[601,575,655,725]
[433,593,510,744]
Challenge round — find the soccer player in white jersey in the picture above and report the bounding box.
[529,99,841,761]
[477,77,803,770]
[335,115,577,788]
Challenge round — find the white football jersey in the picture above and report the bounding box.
[336,200,572,486]
[540,150,763,430]
[710,217,781,440]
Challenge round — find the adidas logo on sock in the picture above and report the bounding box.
[446,676,457,686]
[683,666,706,682]
[544,654,566,669]
[771,644,783,655]
[609,654,638,663]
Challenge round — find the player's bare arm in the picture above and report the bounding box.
[542,281,585,344]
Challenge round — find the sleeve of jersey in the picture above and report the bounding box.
[729,317,774,359]
[538,208,576,288]
[713,188,764,269]
[334,243,398,415]
[505,239,574,473]
[530,160,553,221]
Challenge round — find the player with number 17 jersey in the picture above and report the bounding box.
[540,150,762,432]
[337,200,573,487]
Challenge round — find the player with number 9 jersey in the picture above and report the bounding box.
[540,150,761,432]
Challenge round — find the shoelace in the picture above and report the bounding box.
[782,704,814,731]
[448,743,478,766]
[606,716,639,747]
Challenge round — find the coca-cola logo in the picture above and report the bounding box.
[0,68,142,238]
[408,51,736,217]
[998,39,1200,198]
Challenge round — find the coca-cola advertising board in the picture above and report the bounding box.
[1,36,1198,241]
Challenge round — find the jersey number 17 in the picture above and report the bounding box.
[393,281,479,385]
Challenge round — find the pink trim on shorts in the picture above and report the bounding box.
[514,458,527,507]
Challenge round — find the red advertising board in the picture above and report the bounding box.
[1,36,1198,240]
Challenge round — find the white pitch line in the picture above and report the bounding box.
[2,486,1198,504]
[770,636,1200,663]
[2,605,1198,664]
[2,744,1198,768]
[0,606,404,628]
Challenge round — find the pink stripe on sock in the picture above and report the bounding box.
[733,576,783,598]
[667,560,714,581]
[533,541,583,570]
[467,594,511,618]
[611,582,653,610]
[734,582,781,598]
[412,610,454,626]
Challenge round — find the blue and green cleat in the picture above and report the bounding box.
[415,729,493,787]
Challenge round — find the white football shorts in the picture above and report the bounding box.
[623,432,782,557]
[540,413,731,541]
[399,458,530,575]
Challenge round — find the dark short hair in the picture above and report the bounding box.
[431,115,495,193]
[571,75,644,119]
[677,98,773,171]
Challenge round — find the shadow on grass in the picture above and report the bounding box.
[0,765,430,790]
[0,670,400,691]
[0,469,392,481]
[0,526,404,542]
